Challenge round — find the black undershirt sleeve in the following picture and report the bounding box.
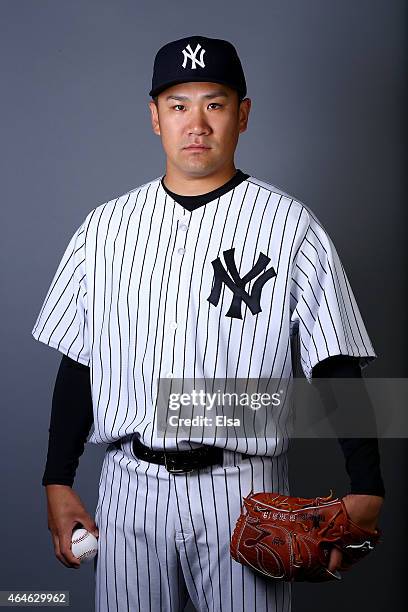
[41,354,94,487]
[312,355,385,498]
[43,354,385,497]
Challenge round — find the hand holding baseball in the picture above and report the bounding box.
[46,484,99,569]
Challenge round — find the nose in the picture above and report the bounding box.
[187,106,211,135]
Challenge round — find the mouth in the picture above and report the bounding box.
[183,145,211,151]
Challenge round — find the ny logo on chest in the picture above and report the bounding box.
[207,248,277,319]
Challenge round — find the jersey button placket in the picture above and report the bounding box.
[163,213,190,380]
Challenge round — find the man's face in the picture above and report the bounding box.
[149,82,251,177]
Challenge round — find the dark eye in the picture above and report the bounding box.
[173,104,185,111]
[208,103,222,109]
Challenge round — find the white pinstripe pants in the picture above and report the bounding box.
[94,437,292,612]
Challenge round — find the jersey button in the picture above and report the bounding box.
[179,224,188,232]
[167,371,174,378]
[169,321,178,330]
[177,247,185,255]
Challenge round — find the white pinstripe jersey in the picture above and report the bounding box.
[31,173,377,454]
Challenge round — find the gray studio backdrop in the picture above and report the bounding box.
[1,1,406,611]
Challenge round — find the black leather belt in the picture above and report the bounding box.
[113,436,251,474]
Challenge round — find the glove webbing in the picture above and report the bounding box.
[292,506,344,567]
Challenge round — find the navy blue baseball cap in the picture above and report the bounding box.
[149,35,247,100]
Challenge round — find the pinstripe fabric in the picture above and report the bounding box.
[94,438,291,612]
[31,174,376,448]
[32,173,377,611]
[289,207,377,380]
[31,221,90,365]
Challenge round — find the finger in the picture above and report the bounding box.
[58,530,81,569]
[327,547,343,573]
[78,517,99,539]
[51,532,75,569]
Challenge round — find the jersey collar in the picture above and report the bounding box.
[159,169,251,211]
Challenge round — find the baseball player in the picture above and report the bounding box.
[32,35,384,611]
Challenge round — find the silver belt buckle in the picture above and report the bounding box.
[164,453,195,474]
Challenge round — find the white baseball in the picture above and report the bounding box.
[71,528,98,563]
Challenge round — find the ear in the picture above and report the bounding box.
[238,98,251,134]
[149,100,161,136]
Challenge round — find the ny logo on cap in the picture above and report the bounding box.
[207,248,277,319]
[181,43,206,70]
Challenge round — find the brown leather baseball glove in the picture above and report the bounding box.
[230,490,382,582]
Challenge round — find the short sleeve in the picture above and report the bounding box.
[290,213,377,381]
[31,220,90,366]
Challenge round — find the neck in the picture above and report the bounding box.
[162,163,238,196]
